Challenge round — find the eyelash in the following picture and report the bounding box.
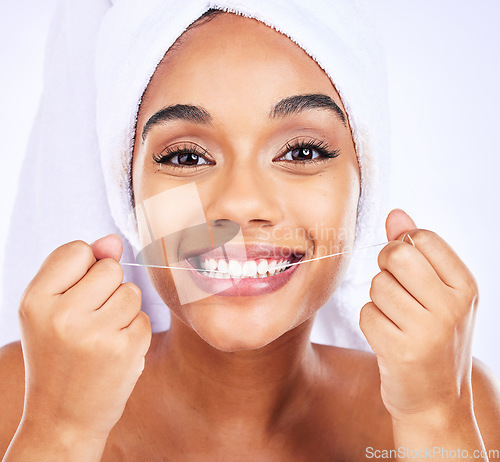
[152,143,213,172]
[278,139,340,165]
[152,139,340,170]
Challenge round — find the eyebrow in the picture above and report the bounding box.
[141,93,346,142]
[269,94,346,125]
[142,104,212,141]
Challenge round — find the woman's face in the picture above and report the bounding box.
[132,13,360,351]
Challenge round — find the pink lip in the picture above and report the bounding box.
[185,256,303,297]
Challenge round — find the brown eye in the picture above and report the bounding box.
[275,140,340,165]
[153,149,212,168]
[175,153,206,166]
[289,148,317,161]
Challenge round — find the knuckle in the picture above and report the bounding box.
[378,241,413,270]
[123,282,142,298]
[63,240,94,261]
[136,312,152,338]
[411,229,436,247]
[123,312,151,353]
[119,282,142,307]
[98,258,124,281]
[462,275,479,304]
[18,285,37,317]
[383,242,412,269]
[370,271,390,299]
[137,311,151,331]
[359,302,375,329]
[18,284,49,322]
[46,240,95,273]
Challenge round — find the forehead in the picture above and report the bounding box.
[138,13,345,124]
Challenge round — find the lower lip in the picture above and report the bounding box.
[185,259,302,297]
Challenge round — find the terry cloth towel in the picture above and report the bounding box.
[1,0,390,350]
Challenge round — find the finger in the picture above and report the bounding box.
[63,258,124,311]
[30,240,96,296]
[377,240,451,311]
[122,311,152,356]
[359,301,403,355]
[402,229,476,291]
[96,282,142,330]
[370,270,429,332]
[385,209,417,241]
[90,234,123,262]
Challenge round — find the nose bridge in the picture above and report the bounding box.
[207,155,283,228]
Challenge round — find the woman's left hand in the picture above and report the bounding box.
[360,208,479,423]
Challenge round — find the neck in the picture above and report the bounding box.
[152,315,320,435]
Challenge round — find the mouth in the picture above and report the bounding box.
[183,244,307,297]
[187,253,304,279]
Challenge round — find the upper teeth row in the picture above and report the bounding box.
[199,258,291,277]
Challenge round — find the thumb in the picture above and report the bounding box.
[385,209,417,241]
[90,234,123,262]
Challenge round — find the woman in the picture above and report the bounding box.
[1,2,500,460]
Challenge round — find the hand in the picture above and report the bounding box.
[359,209,479,422]
[18,234,152,439]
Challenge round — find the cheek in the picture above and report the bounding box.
[147,266,182,308]
[287,163,359,308]
[286,164,360,250]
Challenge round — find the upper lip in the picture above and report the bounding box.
[181,243,307,262]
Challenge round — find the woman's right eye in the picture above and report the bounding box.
[156,151,210,167]
[152,144,214,170]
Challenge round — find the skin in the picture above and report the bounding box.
[1,12,500,462]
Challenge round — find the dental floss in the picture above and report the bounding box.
[120,240,390,272]
[402,232,415,247]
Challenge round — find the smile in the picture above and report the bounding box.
[183,244,306,297]
[194,257,296,279]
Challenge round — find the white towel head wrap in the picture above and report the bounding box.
[1,0,390,350]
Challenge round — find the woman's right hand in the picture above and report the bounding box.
[17,234,152,441]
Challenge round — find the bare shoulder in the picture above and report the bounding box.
[0,341,25,458]
[471,357,500,449]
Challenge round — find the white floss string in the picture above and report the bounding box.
[121,241,390,272]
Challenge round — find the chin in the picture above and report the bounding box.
[189,305,295,352]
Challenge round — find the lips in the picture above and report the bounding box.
[183,243,306,297]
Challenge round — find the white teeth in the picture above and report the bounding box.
[257,259,268,275]
[217,259,228,273]
[242,260,257,277]
[227,260,242,277]
[199,258,293,278]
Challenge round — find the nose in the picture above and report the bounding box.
[202,162,283,231]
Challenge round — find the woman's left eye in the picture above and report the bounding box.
[283,147,321,162]
[276,141,340,165]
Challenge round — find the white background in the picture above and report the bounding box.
[1,1,499,376]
